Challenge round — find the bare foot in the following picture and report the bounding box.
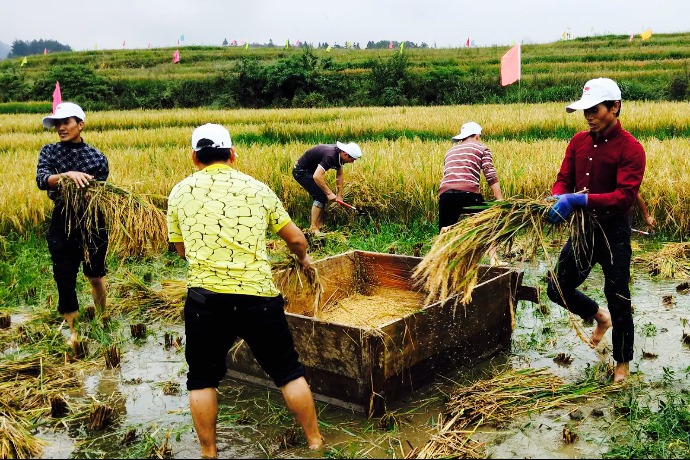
[308,436,325,450]
[590,307,612,348]
[67,331,78,346]
[613,362,630,383]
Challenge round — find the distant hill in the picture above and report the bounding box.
[0,41,10,60]
[0,32,689,109]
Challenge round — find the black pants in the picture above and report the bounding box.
[438,190,486,232]
[47,204,108,314]
[184,289,306,391]
[546,216,633,362]
[292,166,327,208]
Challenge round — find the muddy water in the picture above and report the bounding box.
[39,266,689,459]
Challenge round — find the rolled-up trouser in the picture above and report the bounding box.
[47,204,108,314]
[546,215,633,363]
[292,166,326,208]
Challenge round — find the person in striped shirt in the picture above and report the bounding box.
[438,122,503,232]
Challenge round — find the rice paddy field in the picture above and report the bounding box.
[1,102,690,458]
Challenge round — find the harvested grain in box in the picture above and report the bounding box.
[317,287,424,328]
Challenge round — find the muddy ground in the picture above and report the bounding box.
[16,259,690,459]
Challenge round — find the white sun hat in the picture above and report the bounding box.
[336,141,363,159]
[566,78,622,113]
[191,123,233,151]
[452,121,482,141]
[42,102,86,129]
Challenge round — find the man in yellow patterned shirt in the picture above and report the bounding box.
[167,124,323,457]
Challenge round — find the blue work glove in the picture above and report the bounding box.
[546,193,587,224]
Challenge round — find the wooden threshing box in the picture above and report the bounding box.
[225,250,537,416]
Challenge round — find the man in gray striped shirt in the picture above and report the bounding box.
[438,121,503,233]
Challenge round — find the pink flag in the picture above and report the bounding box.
[466,37,470,47]
[52,81,62,114]
[500,44,521,86]
[44,48,47,55]
[172,49,180,63]
[148,42,151,49]
[388,41,393,49]
[239,40,245,46]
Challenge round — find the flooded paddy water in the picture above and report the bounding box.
[5,249,689,459]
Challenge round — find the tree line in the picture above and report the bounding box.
[8,40,72,58]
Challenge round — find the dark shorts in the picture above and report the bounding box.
[184,289,306,391]
[47,205,108,314]
[292,166,326,208]
[438,190,486,231]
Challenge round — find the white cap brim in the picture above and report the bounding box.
[565,97,605,113]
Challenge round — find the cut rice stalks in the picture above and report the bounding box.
[407,367,618,459]
[413,198,595,344]
[634,242,690,278]
[273,254,324,316]
[0,414,46,459]
[59,179,168,259]
[112,272,186,322]
[414,197,596,305]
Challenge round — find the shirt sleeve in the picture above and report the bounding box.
[552,138,577,195]
[265,189,292,234]
[36,145,55,191]
[166,184,184,243]
[481,146,499,186]
[587,139,646,213]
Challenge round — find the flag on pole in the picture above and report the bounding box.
[172,49,180,63]
[231,39,237,46]
[180,35,185,42]
[285,39,289,49]
[562,31,567,40]
[326,45,332,52]
[245,43,249,49]
[628,34,634,42]
[640,28,652,40]
[296,40,301,47]
[52,81,62,114]
[388,41,393,49]
[500,44,521,86]
[44,48,47,55]
[471,40,476,47]
[148,42,151,49]
[466,37,470,47]
[399,42,404,53]
[20,56,27,67]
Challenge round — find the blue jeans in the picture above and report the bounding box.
[547,215,633,362]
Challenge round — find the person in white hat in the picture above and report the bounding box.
[545,77,646,383]
[36,102,109,346]
[167,124,324,457]
[292,141,362,234]
[439,121,503,230]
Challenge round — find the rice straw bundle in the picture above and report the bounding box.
[414,198,583,306]
[408,367,615,459]
[113,272,186,322]
[273,255,324,316]
[59,179,168,259]
[634,242,690,278]
[0,415,46,459]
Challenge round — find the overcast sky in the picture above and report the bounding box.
[1,0,688,50]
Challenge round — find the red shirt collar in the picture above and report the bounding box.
[589,119,622,142]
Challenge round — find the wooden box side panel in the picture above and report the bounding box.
[379,270,518,380]
[225,314,374,407]
[354,251,422,292]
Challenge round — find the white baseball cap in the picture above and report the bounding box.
[566,78,622,113]
[452,122,482,141]
[336,141,363,159]
[191,123,232,151]
[42,102,86,129]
